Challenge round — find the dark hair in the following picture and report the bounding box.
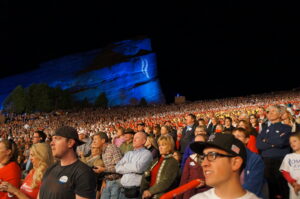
[0,139,18,163]
[225,117,232,123]
[290,132,300,140]
[188,114,196,121]
[36,130,47,142]
[232,127,250,138]
[93,132,109,143]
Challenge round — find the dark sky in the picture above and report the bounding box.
[1,1,299,103]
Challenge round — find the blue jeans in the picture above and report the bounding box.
[101,179,121,199]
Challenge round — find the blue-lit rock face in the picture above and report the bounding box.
[0,38,165,108]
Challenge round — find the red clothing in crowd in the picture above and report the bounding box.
[150,157,164,187]
[247,135,259,154]
[20,170,40,199]
[176,154,210,199]
[0,162,21,199]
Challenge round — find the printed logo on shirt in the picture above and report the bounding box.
[59,176,68,184]
[288,159,300,169]
[190,161,196,166]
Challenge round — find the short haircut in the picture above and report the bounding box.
[158,134,175,153]
[188,113,196,121]
[290,132,300,140]
[36,130,47,142]
[93,132,108,143]
[225,117,232,123]
[232,127,250,138]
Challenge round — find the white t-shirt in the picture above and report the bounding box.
[190,188,260,199]
[280,153,300,184]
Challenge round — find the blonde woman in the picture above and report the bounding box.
[0,143,53,199]
[141,135,179,199]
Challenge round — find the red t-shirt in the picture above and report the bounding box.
[150,157,164,187]
[0,162,21,199]
[20,170,40,199]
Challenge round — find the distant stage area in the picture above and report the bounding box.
[0,38,165,108]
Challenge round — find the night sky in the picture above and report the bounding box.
[1,1,299,103]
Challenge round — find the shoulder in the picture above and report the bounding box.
[243,191,261,199]
[190,189,215,199]
[279,123,292,130]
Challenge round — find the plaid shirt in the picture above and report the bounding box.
[102,143,122,180]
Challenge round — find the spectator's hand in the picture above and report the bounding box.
[142,190,152,199]
[0,181,18,195]
[93,166,106,173]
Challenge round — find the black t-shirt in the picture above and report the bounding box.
[39,160,96,199]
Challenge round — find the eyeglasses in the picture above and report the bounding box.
[200,151,236,162]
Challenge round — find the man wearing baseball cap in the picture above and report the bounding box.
[190,133,260,199]
[38,126,96,199]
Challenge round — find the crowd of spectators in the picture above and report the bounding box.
[0,90,300,198]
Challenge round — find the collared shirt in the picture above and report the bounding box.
[116,147,153,187]
[102,143,123,180]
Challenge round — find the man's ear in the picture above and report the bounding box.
[67,139,76,148]
[231,156,243,172]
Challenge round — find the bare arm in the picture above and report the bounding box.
[76,194,90,199]
[0,182,31,199]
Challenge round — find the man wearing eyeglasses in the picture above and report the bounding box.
[190,134,260,199]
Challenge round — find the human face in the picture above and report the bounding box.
[290,136,300,152]
[29,151,40,169]
[92,135,104,148]
[224,119,231,127]
[91,147,101,156]
[133,132,146,149]
[137,125,144,132]
[50,136,71,159]
[160,127,168,135]
[267,107,281,122]
[232,130,248,145]
[250,116,257,124]
[195,128,207,136]
[185,115,194,125]
[144,137,151,148]
[237,121,246,129]
[116,129,123,137]
[124,133,133,142]
[201,148,235,188]
[158,141,170,155]
[0,142,10,163]
[78,133,86,141]
[173,152,180,162]
[32,133,41,144]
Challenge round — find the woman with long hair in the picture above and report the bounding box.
[0,143,53,199]
[144,136,159,159]
[0,139,21,199]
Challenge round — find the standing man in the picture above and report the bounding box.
[92,132,123,199]
[24,130,47,176]
[232,128,264,198]
[77,129,92,157]
[190,134,260,199]
[257,105,291,199]
[180,114,197,154]
[38,126,96,199]
[116,132,153,199]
